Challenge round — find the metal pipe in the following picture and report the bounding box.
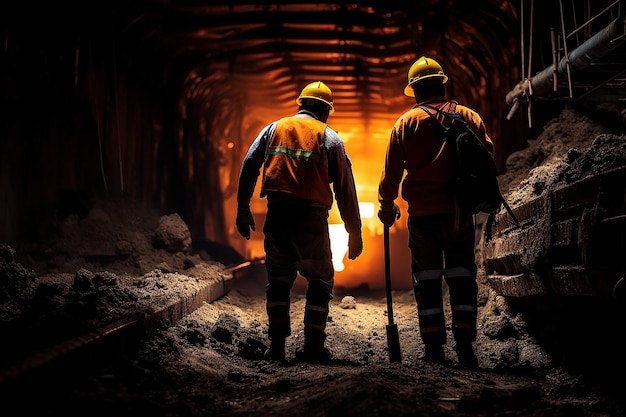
[505,15,626,108]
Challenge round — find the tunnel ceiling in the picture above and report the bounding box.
[121,0,626,149]
[125,1,521,138]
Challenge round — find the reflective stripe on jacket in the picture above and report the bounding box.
[237,110,361,236]
[261,116,332,207]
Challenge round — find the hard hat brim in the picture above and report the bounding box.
[403,73,449,97]
[296,96,335,114]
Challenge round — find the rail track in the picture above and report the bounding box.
[0,259,264,403]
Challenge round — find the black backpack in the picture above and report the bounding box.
[419,103,519,224]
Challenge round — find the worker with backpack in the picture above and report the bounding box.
[377,56,495,369]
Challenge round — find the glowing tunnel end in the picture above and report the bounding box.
[359,202,374,218]
[328,224,349,272]
[328,201,375,272]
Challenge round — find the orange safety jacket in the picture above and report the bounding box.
[261,116,332,207]
[378,98,494,217]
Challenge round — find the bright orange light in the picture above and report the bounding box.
[359,202,374,218]
[328,201,377,273]
[329,223,349,271]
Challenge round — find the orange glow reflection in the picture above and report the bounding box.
[326,117,414,290]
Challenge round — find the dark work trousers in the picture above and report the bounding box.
[263,198,335,344]
[408,212,478,346]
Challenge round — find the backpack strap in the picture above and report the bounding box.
[418,105,448,164]
[421,101,463,126]
[419,104,463,230]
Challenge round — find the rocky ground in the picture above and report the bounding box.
[61,270,625,417]
[1,104,626,416]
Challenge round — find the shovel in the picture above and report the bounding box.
[384,225,402,362]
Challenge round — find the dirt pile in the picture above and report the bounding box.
[499,105,625,204]
[0,193,231,366]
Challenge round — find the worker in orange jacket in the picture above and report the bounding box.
[236,81,363,364]
[378,56,494,369]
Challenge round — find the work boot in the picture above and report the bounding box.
[296,337,333,364]
[423,343,445,364]
[264,338,286,363]
[455,341,478,369]
[296,345,333,364]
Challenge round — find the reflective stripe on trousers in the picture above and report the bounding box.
[408,213,478,345]
[263,198,334,340]
[444,266,478,341]
[412,266,478,344]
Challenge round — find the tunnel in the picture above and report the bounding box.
[2,1,625,291]
[2,2,626,415]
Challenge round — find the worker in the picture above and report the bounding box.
[377,56,494,369]
[236,81,363,364]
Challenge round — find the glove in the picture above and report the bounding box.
[378,202,401,227]
[236,206,255,240]
[347,232,363,260]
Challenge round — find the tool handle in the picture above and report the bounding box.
[384,226,394,325]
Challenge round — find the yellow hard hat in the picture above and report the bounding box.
[404,56,448,97]
[296,81,335,114]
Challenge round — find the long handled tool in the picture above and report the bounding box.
[384,225,402,362]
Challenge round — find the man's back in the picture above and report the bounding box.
[262,115,331,206]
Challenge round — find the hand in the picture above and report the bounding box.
[236,207,256,240]
[378,202,401,227]
[348,232,363,260]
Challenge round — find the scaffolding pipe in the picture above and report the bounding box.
[505,15,626,110]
